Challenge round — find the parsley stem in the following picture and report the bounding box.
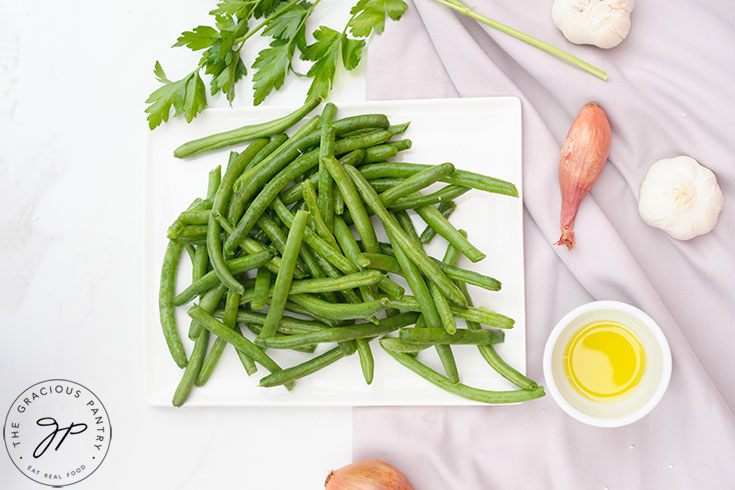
[429,0,607,81]
[234,0,303,45]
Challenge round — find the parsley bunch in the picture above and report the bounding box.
[145,0,407,130]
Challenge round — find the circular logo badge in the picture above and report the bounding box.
[3,379,111,487]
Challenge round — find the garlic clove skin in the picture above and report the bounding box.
[638,156,724,241]
[552,0,635,49]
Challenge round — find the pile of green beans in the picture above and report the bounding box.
[158,100,544,406]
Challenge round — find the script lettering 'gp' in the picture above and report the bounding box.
[33,417,88,458]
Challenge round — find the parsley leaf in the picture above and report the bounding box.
[145,62,206,130]
[173,26,219,51]
[341,35,365,71]
[209,0,254,19]
[301,26,341,100]
[349,0,408,37]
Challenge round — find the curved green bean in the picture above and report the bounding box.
[159,240,188,368]
[172,328,208,406]
[174,97,322,158]
[420,200,456,244]
[382,348,545,404]
[356,339,374,385]
[196,290,242,386]
[416,205,485,262]
[208,138,269,294]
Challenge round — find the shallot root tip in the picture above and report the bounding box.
[324,470,335,487]
[555,228,575,250]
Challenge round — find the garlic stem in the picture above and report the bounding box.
[429,0,608,80]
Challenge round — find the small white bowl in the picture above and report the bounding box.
[543,300,672,427]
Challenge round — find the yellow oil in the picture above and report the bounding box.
[564,321,646,402]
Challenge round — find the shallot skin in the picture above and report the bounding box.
[325,459,414,490]
[556,103,612,250]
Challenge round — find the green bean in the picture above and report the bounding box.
[387,122,411,136]
[394,210,422,244]
[187,283,227,340]
[388,296,514,329]
[174,249,275,306]
[318,122,336,232]
[379,163,455,206]
[322,157,380,254]
[358,253,400,273]
[196,290,242,386]
[187,305,294,390]
[344,164,466,306]
[251,268,271,310]
[168,224,208,241]
[375,277,405,300]
[271,197,357,275]
[359,162,518,198]
[235,324,259,375]
[362,139,413,164]
[302,180,340,251]
[245,323,317,354]
[239,236,306,279]
[207,165,222,199]
[214,308,328,334]
[208,139,269,294]
[416,205,485,262]
[172,328,208,407]
[420,200,456,244]
[241,271,384,301]
[288,294,389,321]
[284,301,339,326]
[400,327,504,345]
[389,185,470,211]
[257,313,417,349]
[178,209,212,225]
[331,215,382,302]
[379,337,429,353]
[382,348,545,404]
[367,178,405,194]
[243,134,289,176]
[356,339,374,385]
[159,240,188,368]
[174,97,322,158]
[259,345,354,388]
[191,246,208,285]
[184,243,197,263]
[280,149,366,205]
[258,210,309,340]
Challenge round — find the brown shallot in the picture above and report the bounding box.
[556,103,612,250]
[325,459,414,490]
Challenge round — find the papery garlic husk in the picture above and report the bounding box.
[638,156,724,241]
[552,0,635,49]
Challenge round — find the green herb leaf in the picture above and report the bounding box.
[210,55,247,102]
[145,62,206,130]
[301,26,341,100]
[341,34,365,71]
[173,26,220,51]
[254,0,280,18]
[252,40,292,105]
[349,0,407,37]
[263,2,312,40]
[209,0,253,19]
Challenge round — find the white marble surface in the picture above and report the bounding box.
[0,1,365,488]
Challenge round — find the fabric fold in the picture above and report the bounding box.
[357,1,735,488]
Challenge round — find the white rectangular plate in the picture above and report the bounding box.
[145,97,524,406]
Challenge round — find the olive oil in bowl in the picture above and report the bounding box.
[564,322,646,402]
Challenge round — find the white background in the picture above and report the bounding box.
[1,1,366,488]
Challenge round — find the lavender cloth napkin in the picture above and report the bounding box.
[354,1,735,488]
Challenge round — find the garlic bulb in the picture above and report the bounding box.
[552,0,635,49]
[638,156,724,241]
